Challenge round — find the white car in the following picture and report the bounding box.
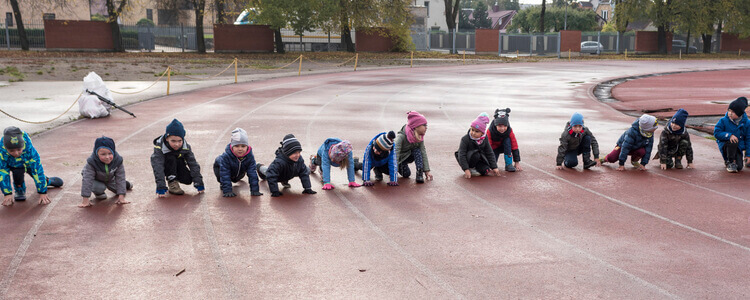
[580,41,603,54]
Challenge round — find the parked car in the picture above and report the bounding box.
[580,41,603,54]
[671,40,697,54]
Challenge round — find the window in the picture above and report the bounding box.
[146,9,153,21]
[43,13,55,20]
[602,10,608,21]
[425,1,430,17]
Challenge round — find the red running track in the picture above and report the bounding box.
[2,60,750,299]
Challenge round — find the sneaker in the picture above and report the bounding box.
[674,157,683,169]
[281,181,291,189]
[415,171,425,184]
[256,163,267,180]
[308,155,317,174]
[95,193,108,200]
[47,177,64,188]
[583,160,597,170]
[469,168,481,177]
[727,162,739,173]
[168,180,185,195]
[353,157,362,172]
[14,190,26,201]
[126,181,133,190]
[505,164,516,172]
[599,158,607,164]
[631,161,641,168]
[373,168,383,181]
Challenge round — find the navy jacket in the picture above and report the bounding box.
[214,144,260,194]
[615,120,655,166]
[265,148,312,194]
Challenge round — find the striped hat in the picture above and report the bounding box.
[328,140,352,163]
[374,131,396,152]
[281,134,302,156]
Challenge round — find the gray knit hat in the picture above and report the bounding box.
[230,128,248,146]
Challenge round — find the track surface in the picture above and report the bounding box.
[2,60,750,299]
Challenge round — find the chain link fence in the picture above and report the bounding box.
[0,21,45,49]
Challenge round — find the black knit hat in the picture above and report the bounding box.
[729,97,748,117]
[493,108,510,127]
[3,126,24,150]
[281,134,302,156]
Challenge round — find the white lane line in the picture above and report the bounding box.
[650,171,750,205]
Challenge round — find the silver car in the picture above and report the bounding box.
[580,41,603,54]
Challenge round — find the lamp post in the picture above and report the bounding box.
[564,0,569,30]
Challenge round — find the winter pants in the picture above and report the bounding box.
[91,180,132,196]
[165,154,193,184]
[398,148,424,178]
[455,151,491,175]
[9,166,33,194]
[662,139,690,167]
[564,135,592,168]
[604,147,646,165]
[213,161,244,184]
[492,137,513,162]
[722,142,745,170]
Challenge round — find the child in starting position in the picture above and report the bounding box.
[213,128,262,197]
[657,109,694,170]
[486,108,522,172]
[309,138,360,190]
[151,119,204,197]
[456,113,500,178]
[556,112,600,170]
[601,114,658,171]
[713,97,750,172]
[257,134,316,196]
[80,136,132,207]
[359,131,399,186]
[1,126,64,206]
[394,111,433,183]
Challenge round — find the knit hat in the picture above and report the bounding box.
[230,128,248,146]
[328,140,352,163]
[728,97,748,117]
[638,114,658,132]
[375,131,396,152]
[406,111,427,130]
[570,112,584,126]
[470,112,490,132]
[3,126,24,150]
[281,134,302,156]
[667,109,689,135]
[165,119,186,138]
[93,136,116,155]
[493,108,510,127]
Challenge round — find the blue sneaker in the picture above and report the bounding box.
[47,177,64,188]
[14,190,26,201]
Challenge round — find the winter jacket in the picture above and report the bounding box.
[316,138,356,184]
[556,123,600,166]
[394,125,431,171]
[266,148,312,194]
[615,120,655,166]
[486,127,520,162]
[214,144,260,194]
[362,132,398,182]
[657,130,694,163]
[0,131,48,195]
[81,149,126,197]
[150,134,204,192]
[713,113,750,157]
[456,131,498,171]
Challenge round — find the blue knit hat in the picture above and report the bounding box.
[667,109,689,135]
[165,119,186,138]
[94,136,116,155]
[570,112,584,126]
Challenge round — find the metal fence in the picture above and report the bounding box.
[581,32,635,54]
[280,28,356,52]
[500,33,560,56]
[0,21,45,49]
[120,23,214,52]
[430,30,476,51]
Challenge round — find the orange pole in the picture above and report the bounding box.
[166,67,171,95]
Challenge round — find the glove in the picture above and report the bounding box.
[362,181,375,187]
[250,191,263,196]
[195,185,205,192]
[271,191,283,197]
[302,189,317,195]
[348,182,361,188]
[223,191,236,197]
[322,184,335,190]
[387,181,399,186]
[156,189,167,195]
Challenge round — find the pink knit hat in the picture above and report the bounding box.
[470,112,490,132]
[328,140,352,163]
[407,111,427,130]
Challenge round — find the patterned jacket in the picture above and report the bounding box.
[0,131,48,195]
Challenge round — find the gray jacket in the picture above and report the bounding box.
[81,154,126,197]
[150,135,204,192]
[394,125,430,172]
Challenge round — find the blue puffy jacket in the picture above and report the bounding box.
[713,112,750,159]
[616,120,655,166]
[316,138,355,184]
[214,144,260,194]
[362,132,398,183]
[0,131,48,195]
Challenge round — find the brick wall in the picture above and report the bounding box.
[720,34,750,52]
[560,30,582,52]
[475,29,499,54]
[635,31,673,53]
[356,28,393,52]
[44,20,113,50]
[213,24,274,53]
